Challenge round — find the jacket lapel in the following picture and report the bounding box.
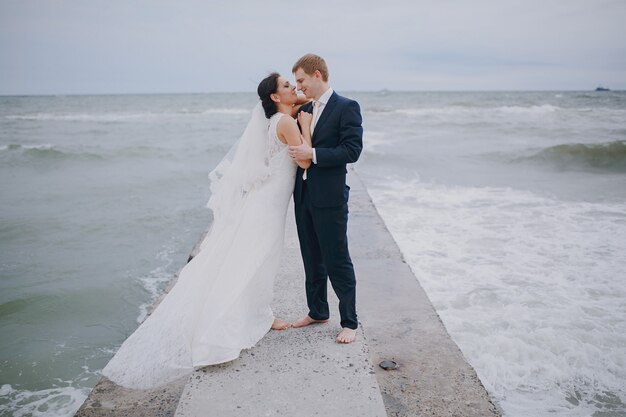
[312,92,337,144]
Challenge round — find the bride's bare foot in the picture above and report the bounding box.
[271,318,291,330]
[292,315,329,328]
[336,328,357,344]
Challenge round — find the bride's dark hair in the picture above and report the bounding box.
[257,72,280,119]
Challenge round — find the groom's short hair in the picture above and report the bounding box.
[292,54,329,82]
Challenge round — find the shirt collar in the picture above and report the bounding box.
[317,87,333,105]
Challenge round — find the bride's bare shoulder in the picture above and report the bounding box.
[277,113,297,128]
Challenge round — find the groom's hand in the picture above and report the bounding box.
[289,143,313,162]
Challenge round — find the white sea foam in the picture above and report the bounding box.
[0,143,54,151]
[394,107,471,116]
[136,245,176,323]
[497,104,559,114]
[365,178,626,416]
[362,131,395,154]
[0,384,88,417]
[390,105,626,123]
[4,108,250,122]
[4,113,160,122]
[394,104,561,117]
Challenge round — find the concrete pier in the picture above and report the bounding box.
[75,170,500,417]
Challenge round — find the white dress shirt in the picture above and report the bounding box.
[311,87,333,164]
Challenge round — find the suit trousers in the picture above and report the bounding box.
[294,180,358,329]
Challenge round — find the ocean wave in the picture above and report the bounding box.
[0,295,50,319]
[0,144,104,160]
[362,105,395,113]
[201,108,250,115]
[515,141,626,173]
[0,143,188,161]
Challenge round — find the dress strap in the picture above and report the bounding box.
[268,112,286,146]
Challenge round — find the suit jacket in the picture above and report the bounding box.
[294,91,363,208]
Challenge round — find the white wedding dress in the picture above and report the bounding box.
[102,107,296,389]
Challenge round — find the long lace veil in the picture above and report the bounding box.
[206,102,270,227]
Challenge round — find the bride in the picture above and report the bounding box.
[101,73,313,389]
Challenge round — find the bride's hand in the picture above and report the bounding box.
[297,111,313,130]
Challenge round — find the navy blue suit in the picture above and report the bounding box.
[294,91,363,330]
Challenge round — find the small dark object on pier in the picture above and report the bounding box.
[379,360,399,370]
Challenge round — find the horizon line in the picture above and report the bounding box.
[1,88,623,97]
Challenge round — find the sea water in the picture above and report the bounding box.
[353,91,626,416]
[1,91,624,416]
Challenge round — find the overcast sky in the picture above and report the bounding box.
[1,0,625,95]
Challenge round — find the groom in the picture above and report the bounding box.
[288,54,363,344]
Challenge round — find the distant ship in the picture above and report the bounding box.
[595,86,610,91]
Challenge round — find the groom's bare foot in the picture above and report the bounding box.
[271,318,291,330]
[292,315,329,328]
[336,328,357,344]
